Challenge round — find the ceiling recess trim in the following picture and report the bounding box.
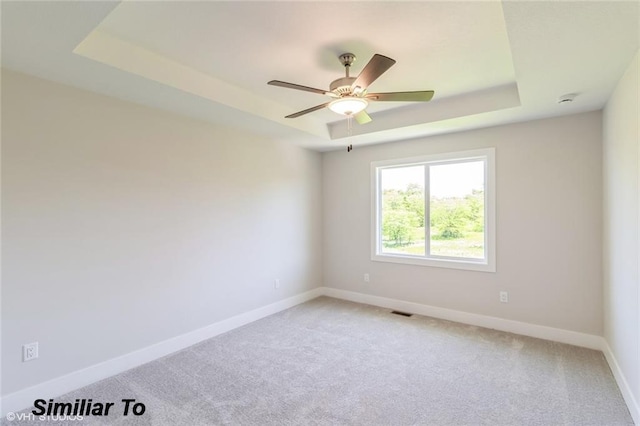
[328,83,521,140]
[73,30,329,139]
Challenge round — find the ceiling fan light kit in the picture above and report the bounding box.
[328,97,368,115]
[267,52,435,125]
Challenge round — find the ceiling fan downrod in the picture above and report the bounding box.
[338,53,356,78]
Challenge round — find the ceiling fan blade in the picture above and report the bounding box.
[268,80,332,96]
[366,91,435,102]
[285,102,329,118]
[354,110,372,125]
[350,54,396,93]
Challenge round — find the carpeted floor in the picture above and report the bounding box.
[3,297,633,425]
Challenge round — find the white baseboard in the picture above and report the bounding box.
[0,288,323,416]
[602,342,640,424]
[320,287,604,349]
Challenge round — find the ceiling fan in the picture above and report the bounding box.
[268,53,435,124]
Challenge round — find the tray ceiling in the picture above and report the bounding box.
[2,1,638,150]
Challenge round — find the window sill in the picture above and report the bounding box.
[372,253,496,273]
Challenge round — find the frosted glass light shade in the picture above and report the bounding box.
[328,97,368,116]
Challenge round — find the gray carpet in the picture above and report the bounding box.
[3,297,633,425]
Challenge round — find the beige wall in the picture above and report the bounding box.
[323,112,603,335]
[1,70,323,395]
[603,49,640,413]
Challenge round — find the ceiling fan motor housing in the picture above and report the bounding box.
[330,77,356,96]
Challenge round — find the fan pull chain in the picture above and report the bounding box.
[346,115,354,152]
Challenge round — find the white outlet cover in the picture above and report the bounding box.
[23,342,39,362]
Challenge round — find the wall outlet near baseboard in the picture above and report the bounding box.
[499,291,509,303]
[274,279,280,289]
[23,342,38,362]
[364,273,370,283]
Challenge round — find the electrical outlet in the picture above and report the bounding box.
[23,342,38,362]
[274,279,280,289]
[364,273,370,283]
[499,291,509,303]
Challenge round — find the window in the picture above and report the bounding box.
[371,148,495,272]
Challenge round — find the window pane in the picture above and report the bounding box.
[429,161,484,259]
[380,166,425,256]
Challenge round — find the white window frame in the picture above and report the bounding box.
[371,148,496,273]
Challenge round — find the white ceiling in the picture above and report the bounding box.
[2,1,639,151]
